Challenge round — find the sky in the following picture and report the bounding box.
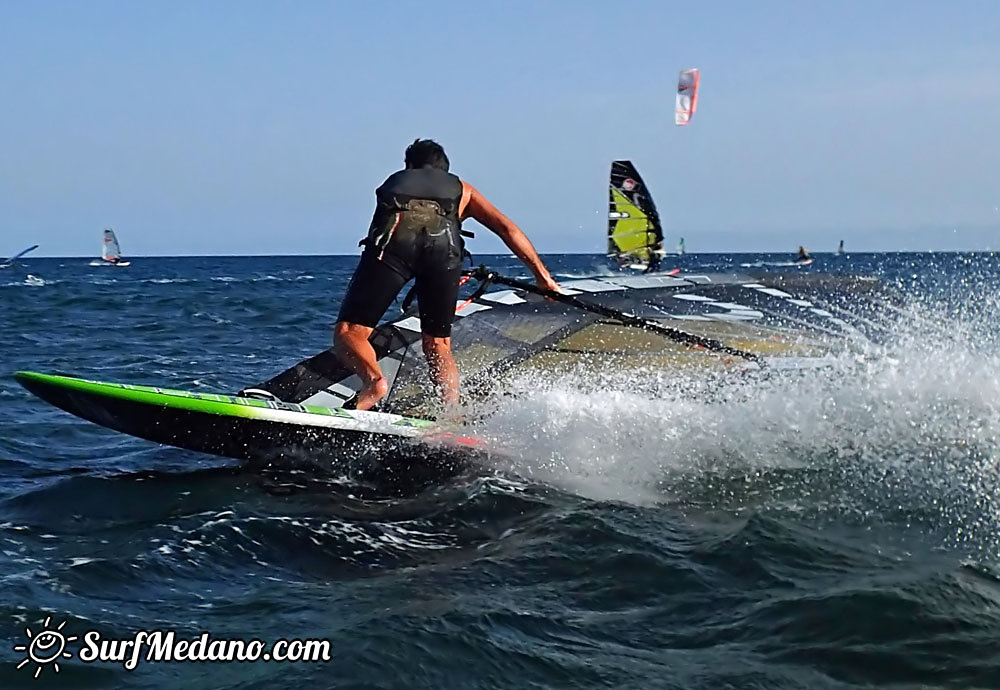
[1,0,999,257]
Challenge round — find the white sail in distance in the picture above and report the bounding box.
[102,228,122,262]
[675,68,700,126]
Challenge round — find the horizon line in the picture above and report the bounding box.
[15,249,998,260]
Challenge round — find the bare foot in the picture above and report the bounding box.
[354,376,388,411]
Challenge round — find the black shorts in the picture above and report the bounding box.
[337,250,462,338]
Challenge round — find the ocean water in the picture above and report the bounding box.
[2,251,1000,689]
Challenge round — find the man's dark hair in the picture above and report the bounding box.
[404,139,450,171]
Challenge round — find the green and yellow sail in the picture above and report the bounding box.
[607,160,664,267]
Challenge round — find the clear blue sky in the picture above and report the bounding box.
[2,0,998,256]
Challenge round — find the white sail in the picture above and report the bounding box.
[102,228,122,262]
[675,68,700,126]
[92,228,130,266]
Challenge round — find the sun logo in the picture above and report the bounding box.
[13,616,77,679]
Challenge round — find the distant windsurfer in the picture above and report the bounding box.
[2,244,39,269]
[334,139,560,411]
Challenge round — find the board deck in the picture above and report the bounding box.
[14,372,486,464]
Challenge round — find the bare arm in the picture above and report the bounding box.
[460,182,559,292]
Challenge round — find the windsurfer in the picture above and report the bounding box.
[334,139,560,411]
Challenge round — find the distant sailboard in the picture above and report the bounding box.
[0,244,39,269]
[608,161,666,273]
[675,68,700,126]
[90,228,130,267]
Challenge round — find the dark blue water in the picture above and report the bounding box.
[3,252,1000,689]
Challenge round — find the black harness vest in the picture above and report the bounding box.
[361,167,472,273]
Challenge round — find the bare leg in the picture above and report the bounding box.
[333,321,388,410]
[421,335,459,408]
